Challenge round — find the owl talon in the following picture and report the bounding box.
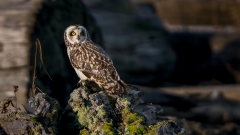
[77,81,82,87]
[78,79,91,87]
[77,80,83,86]
[79,79,102,92]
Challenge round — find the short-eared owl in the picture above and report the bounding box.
[64,25,128,95]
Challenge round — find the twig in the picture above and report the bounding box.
[29,40,38,97]
[36,87,44,93]
[13,85,19,107]
[29,39,52,97]
[36,39,52,81]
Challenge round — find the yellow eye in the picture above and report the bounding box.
[71,31,76,36]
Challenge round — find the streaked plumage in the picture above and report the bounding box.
[64,25,128,95]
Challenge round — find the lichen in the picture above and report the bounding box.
[96,105,107,118]
[147,122,162,134]
[102,122,115,135]
[80,128,90,135]
[77,107,93,128]
[121,101,148,134]
[147,120,185,135]
[0,94,61,135]
[61,86,119,134]
[58,81,186,135]
[0,83,187,134]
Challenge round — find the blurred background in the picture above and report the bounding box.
[1,0,240,134]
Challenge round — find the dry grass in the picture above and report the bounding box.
[29,39,52,97]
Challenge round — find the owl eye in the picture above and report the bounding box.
[71,31,76,36]
[80,32,85,36]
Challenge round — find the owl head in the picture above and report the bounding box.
[64,25,90,45]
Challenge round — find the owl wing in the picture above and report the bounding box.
[69,43,120,88]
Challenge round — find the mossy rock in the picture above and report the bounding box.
[59,82,186,135]
[0,93,61,135]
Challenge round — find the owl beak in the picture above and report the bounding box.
[78,35,81,40]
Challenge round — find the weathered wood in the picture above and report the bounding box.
[0,0,43,68]
[0,0,43,104]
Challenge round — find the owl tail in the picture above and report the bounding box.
[115,80,129,95]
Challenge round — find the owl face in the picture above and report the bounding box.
[64,25,88,45]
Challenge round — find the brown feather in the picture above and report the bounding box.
[64,25,128,95]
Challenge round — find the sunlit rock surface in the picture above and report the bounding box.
[59,81,186,135]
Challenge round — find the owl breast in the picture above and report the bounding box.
[75,69,88,80]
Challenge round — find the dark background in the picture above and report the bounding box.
[1,0,240,134]
[29,0,240,134]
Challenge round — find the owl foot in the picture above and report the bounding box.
[77,80,82,86]
[79,79,103,92]
[78,79,90,86]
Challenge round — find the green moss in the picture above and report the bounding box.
[147,120,181,135]
[47,100,61,120]
[80,129,90,135]
[29,122,45,135]
[46,113,53,119]
[122,102,148,135]
[127,124,147,135]
[102,122,115,135]
[127,113,144,124]
[29,114,38,123]
[147,122,161,135]
[96,105,107,118]
[76,106,94,128]
[62,88,185,135]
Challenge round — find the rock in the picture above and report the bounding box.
[0,83,186,135]
[0,93,61,135]
[155,120,186,135]
[59,80,186,135]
